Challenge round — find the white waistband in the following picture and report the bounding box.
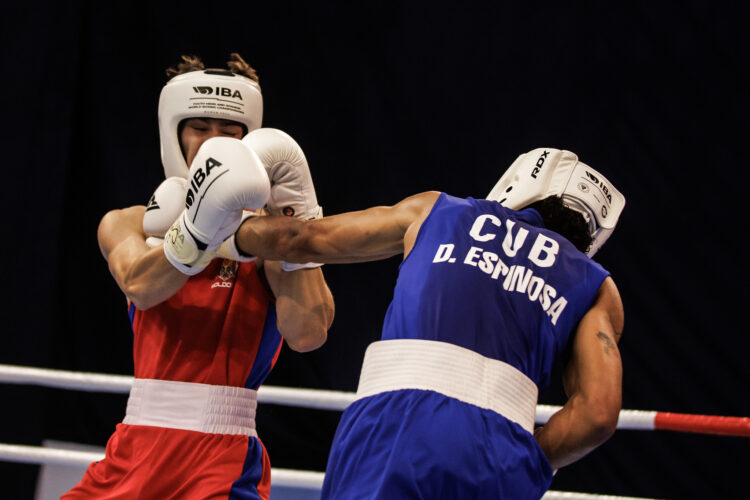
[355,339,538,433]
[123,379,258,436]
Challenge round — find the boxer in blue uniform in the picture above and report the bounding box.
[234,148,626,499]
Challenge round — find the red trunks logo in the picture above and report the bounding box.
[212,259,238,288]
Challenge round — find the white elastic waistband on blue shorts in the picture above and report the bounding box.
[355,339,538,433]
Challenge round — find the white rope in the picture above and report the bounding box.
[537,404,657,430]
[0,443,652,498]
[0,364,355,410]
[270,467,324,489]
[613,409,658,431]
[0,363,656,429]
[542,493,653,500]
[0,443,102,467]
[0,365,132,394]
[259,385,354,411]
[0,443,325,488]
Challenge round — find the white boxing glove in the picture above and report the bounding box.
[242,128,322,220]
[242,128,323,271]
[143,177,188,243]
[164,137,270,275]
[143,179,257,263]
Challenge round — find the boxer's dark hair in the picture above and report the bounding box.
[528,196,593,254]
[166,53,259,83]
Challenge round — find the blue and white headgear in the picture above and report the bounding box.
[487,148,625,256]
[158,69,263,179]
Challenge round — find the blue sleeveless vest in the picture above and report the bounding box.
[381,193,609,389]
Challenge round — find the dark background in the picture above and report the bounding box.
[2,2,748,498]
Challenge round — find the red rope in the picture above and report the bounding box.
[654,412,750,437]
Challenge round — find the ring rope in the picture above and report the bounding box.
[0,443,655,499]
[1,363,748,437]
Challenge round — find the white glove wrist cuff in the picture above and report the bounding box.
[163,216,213,275]
[164,245,213,276]
[216,236,257,263]
[280,261,323,272]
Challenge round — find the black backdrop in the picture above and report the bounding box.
[2,2,748,498]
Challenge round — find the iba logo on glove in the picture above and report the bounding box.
[185,157,225,209]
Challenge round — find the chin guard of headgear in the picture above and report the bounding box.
[158,69,263,179]
[486,148,625,256]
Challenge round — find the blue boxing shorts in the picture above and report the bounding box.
[320,389,553,499]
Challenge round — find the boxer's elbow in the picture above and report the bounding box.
[588,409,618,444]
[123,283,165,311]
[122,272,182,311]
[279,304,333,353]
[580,394,620,445]
[116,265,160,311]
[285,328,328,353]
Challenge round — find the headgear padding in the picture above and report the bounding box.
[487,148,625,256]
[158,69,263,179]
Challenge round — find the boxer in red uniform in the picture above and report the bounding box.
[63,54,334,500]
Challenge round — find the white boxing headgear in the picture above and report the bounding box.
[158,69,263,179]
[487,148,625,256]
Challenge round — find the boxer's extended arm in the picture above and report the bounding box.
[98,206,189,310]
[235,191,438,351]
[262,260,334,352]
[235,191,441,263]
[533,277,624,470]
[233,191,439,351]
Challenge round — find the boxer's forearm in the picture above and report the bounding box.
[235,193,439,264]
[264,260,334,352]
[109,236,189,310]
[234,215,310,262]
[537,286,623,470]
[534,394,617,469]
[99,207,189,310]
